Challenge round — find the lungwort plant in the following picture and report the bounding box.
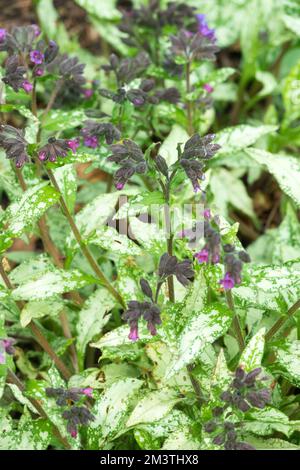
[1,0,300,451]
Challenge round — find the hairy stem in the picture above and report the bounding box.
[185,60,194,136]
[6,368,71,449]
[225,290,245,352]
[0,260,72,380]
[46,168,126,308]
[265,299,300,342]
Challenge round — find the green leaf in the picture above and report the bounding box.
[162,427,200,450]
[88,225,141,258]
[12,269,96,300]
[42,109,86,132]
[126,388,181,428]
[20,299,64,327]
[0,182,60,252]
[214,124,277,156]
[74,0,121,20]
[159,124,189,166]
[209,168,255,219]
[165,303,233,379]
[283,15,300,37]
[233,261,300,311]
[239,328,265,372]
[282,59,300,125]
[244,407,300,437]
[87,378,142,448]
[246,148,300,207]
[76,288,115,368]
[53,164,77,213]
[271,340,300,387]
[0,413,52,450]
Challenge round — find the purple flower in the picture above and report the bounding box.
[220,272,235,290]
[0,337,15,363]
[203,208,211,219]
[203,83,214,93]
[81,387,93,397]
[116,182,125,190]
[30,50,44,65]
[70,429,77,438]
[31,24,41,37]
[83,88,93,98]
[22,80,33,93]
[0,28,6,42]
[67,138,80,153]
[196,14,216,41]
[195,248,209,264]
[84,135,98,148]
[34,67,44,77]
[128,324,139,341]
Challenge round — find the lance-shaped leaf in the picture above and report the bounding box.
[239,328,266,372]
[164,303,232,379]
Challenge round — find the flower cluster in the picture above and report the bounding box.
[179,133,221,192]
[80,120,121,148]
[170,29,219,63]
[195,219,221,264]
[0,337,15,364]
[38,137,71,163]
[102,52,150,86]
[204,367,271,450]
[122,299,162,341]
[107,139,147,190]
[158,252,194,287]
[45,386,94,438]
[220,244,251,290]
[119,1,197,51]
[0,125,29,168]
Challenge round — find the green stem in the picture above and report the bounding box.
[185,60,194,136]
[46,168,126,308]
[6,369,71,449]
[225,290,245,352]
[265,299,300,342]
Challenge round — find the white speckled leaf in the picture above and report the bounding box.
[162,427,200,450]
[246,148,300,206]
[239,328,265,372]
[74,0,121,20]
[76,288,115,367]
[129,217,166,254]
[126,388,181,428]
[12,269,96,300]
[0,414,52,450]
[159,124,189,165]
[88,225,141,257]
[20,299,64,327]
[215,125,277,155]
[271,341,300,387]
[42,109,86,131]
[2,182,60,239]
[165,303,232,379]
[244,407,300,437]
[53,164,77,213]
[88,378,142,448]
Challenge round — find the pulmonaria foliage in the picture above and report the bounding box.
[38,137,70,163]
[107,139,147,190]
[205,367,271,450]
[80,120,121,148]
[45,387,94,438]
[179,133,221,192]
[0,337,15,364]
[159,252,194,287]
[220,244,251,290]
[0,125,29,168]
[170,29,219,62]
